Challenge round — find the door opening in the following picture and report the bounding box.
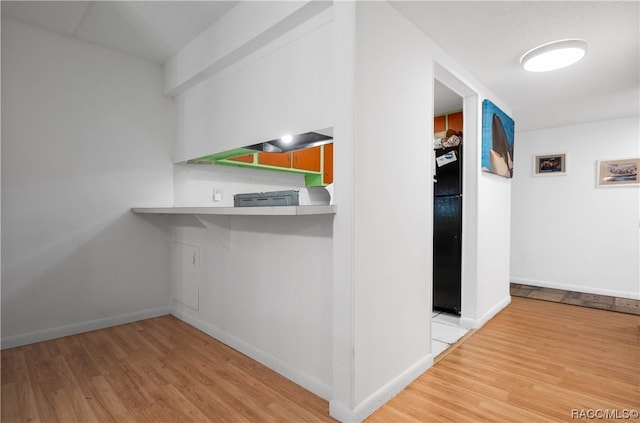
[433,62,481,335]
[433,79,463,315]
[431,77,469,358]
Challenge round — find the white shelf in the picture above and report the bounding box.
[131,205,336,216]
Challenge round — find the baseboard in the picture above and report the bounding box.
[170,308,332,401]
[1,306,170,350]
[329,353,434,423]
[459,295,511,329]
[329,400,356,423]
[511,278,640,300]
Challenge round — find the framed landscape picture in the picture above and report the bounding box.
[597,158,639,187]
[534,153,567,176]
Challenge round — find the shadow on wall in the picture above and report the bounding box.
[1,211,172,345]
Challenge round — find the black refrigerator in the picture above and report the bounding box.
[433,145,462,315]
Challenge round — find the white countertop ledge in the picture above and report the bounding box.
[131,205,337,216]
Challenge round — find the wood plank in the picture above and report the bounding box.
[85,375,131,422]
[0,383,22,423]
[9,314,331,423]
[3,298,638,422]
[368,297,640,422]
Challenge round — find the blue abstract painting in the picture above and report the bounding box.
[481,99,515,178]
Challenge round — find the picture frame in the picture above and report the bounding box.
[533,153,567,176]
[597,158,639,187]
[481,99,515,178]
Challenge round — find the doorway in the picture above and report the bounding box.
[432,78,468,356]
[433,79,463,315]
[431,61,481,356]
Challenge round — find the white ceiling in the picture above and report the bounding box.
[1,1,239,64]
[2,1,638,132]
[392,1,640,131]
[434,80,463,116]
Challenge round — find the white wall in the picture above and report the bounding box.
[171,150,333,400]
[173,163,307,207]
[165,4,335,400]
[331,3,514,420]
[1,18,174,348]
[172,161,334,399]
[330,3,433,420]
[512,116,640,299]
[172,8,333,163]
[414,31,514,330]
[353,0,433,403]
[164,1,331,95]
[331,1,357,418]
[169,210,334,398]
[475,170,512,319]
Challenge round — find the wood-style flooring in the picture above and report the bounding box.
[2,297,639,422]
[368,297,640,422]
[1,316,334,422]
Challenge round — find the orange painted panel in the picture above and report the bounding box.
[448,111,463,132]
[258,152,291,168]
[323,143,333,184]
[228,154,254,163]
[293,146,321,172]
[434,115,446,134]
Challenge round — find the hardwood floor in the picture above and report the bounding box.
[2,297,638,422]
[368,297,640,422]
[1,316,334,422]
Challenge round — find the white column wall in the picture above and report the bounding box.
[331,3,433,420]
[331,0,357,416]
[352,0,433,402]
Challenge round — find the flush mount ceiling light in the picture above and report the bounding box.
[520,39,587,72]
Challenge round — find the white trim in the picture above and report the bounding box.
[329,401,356,423]
[511,278,640,300]
[170,308,332,401]
[1,306,170,350]
[132,205,337,216]
[460,295,511,329]
[330,354,434,423]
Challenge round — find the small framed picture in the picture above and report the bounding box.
[534,153,567,176]
[597,158,639,187]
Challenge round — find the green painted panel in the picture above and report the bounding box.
[186,147,256,164]
[186,146,330,187]
[305,173,325,187]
